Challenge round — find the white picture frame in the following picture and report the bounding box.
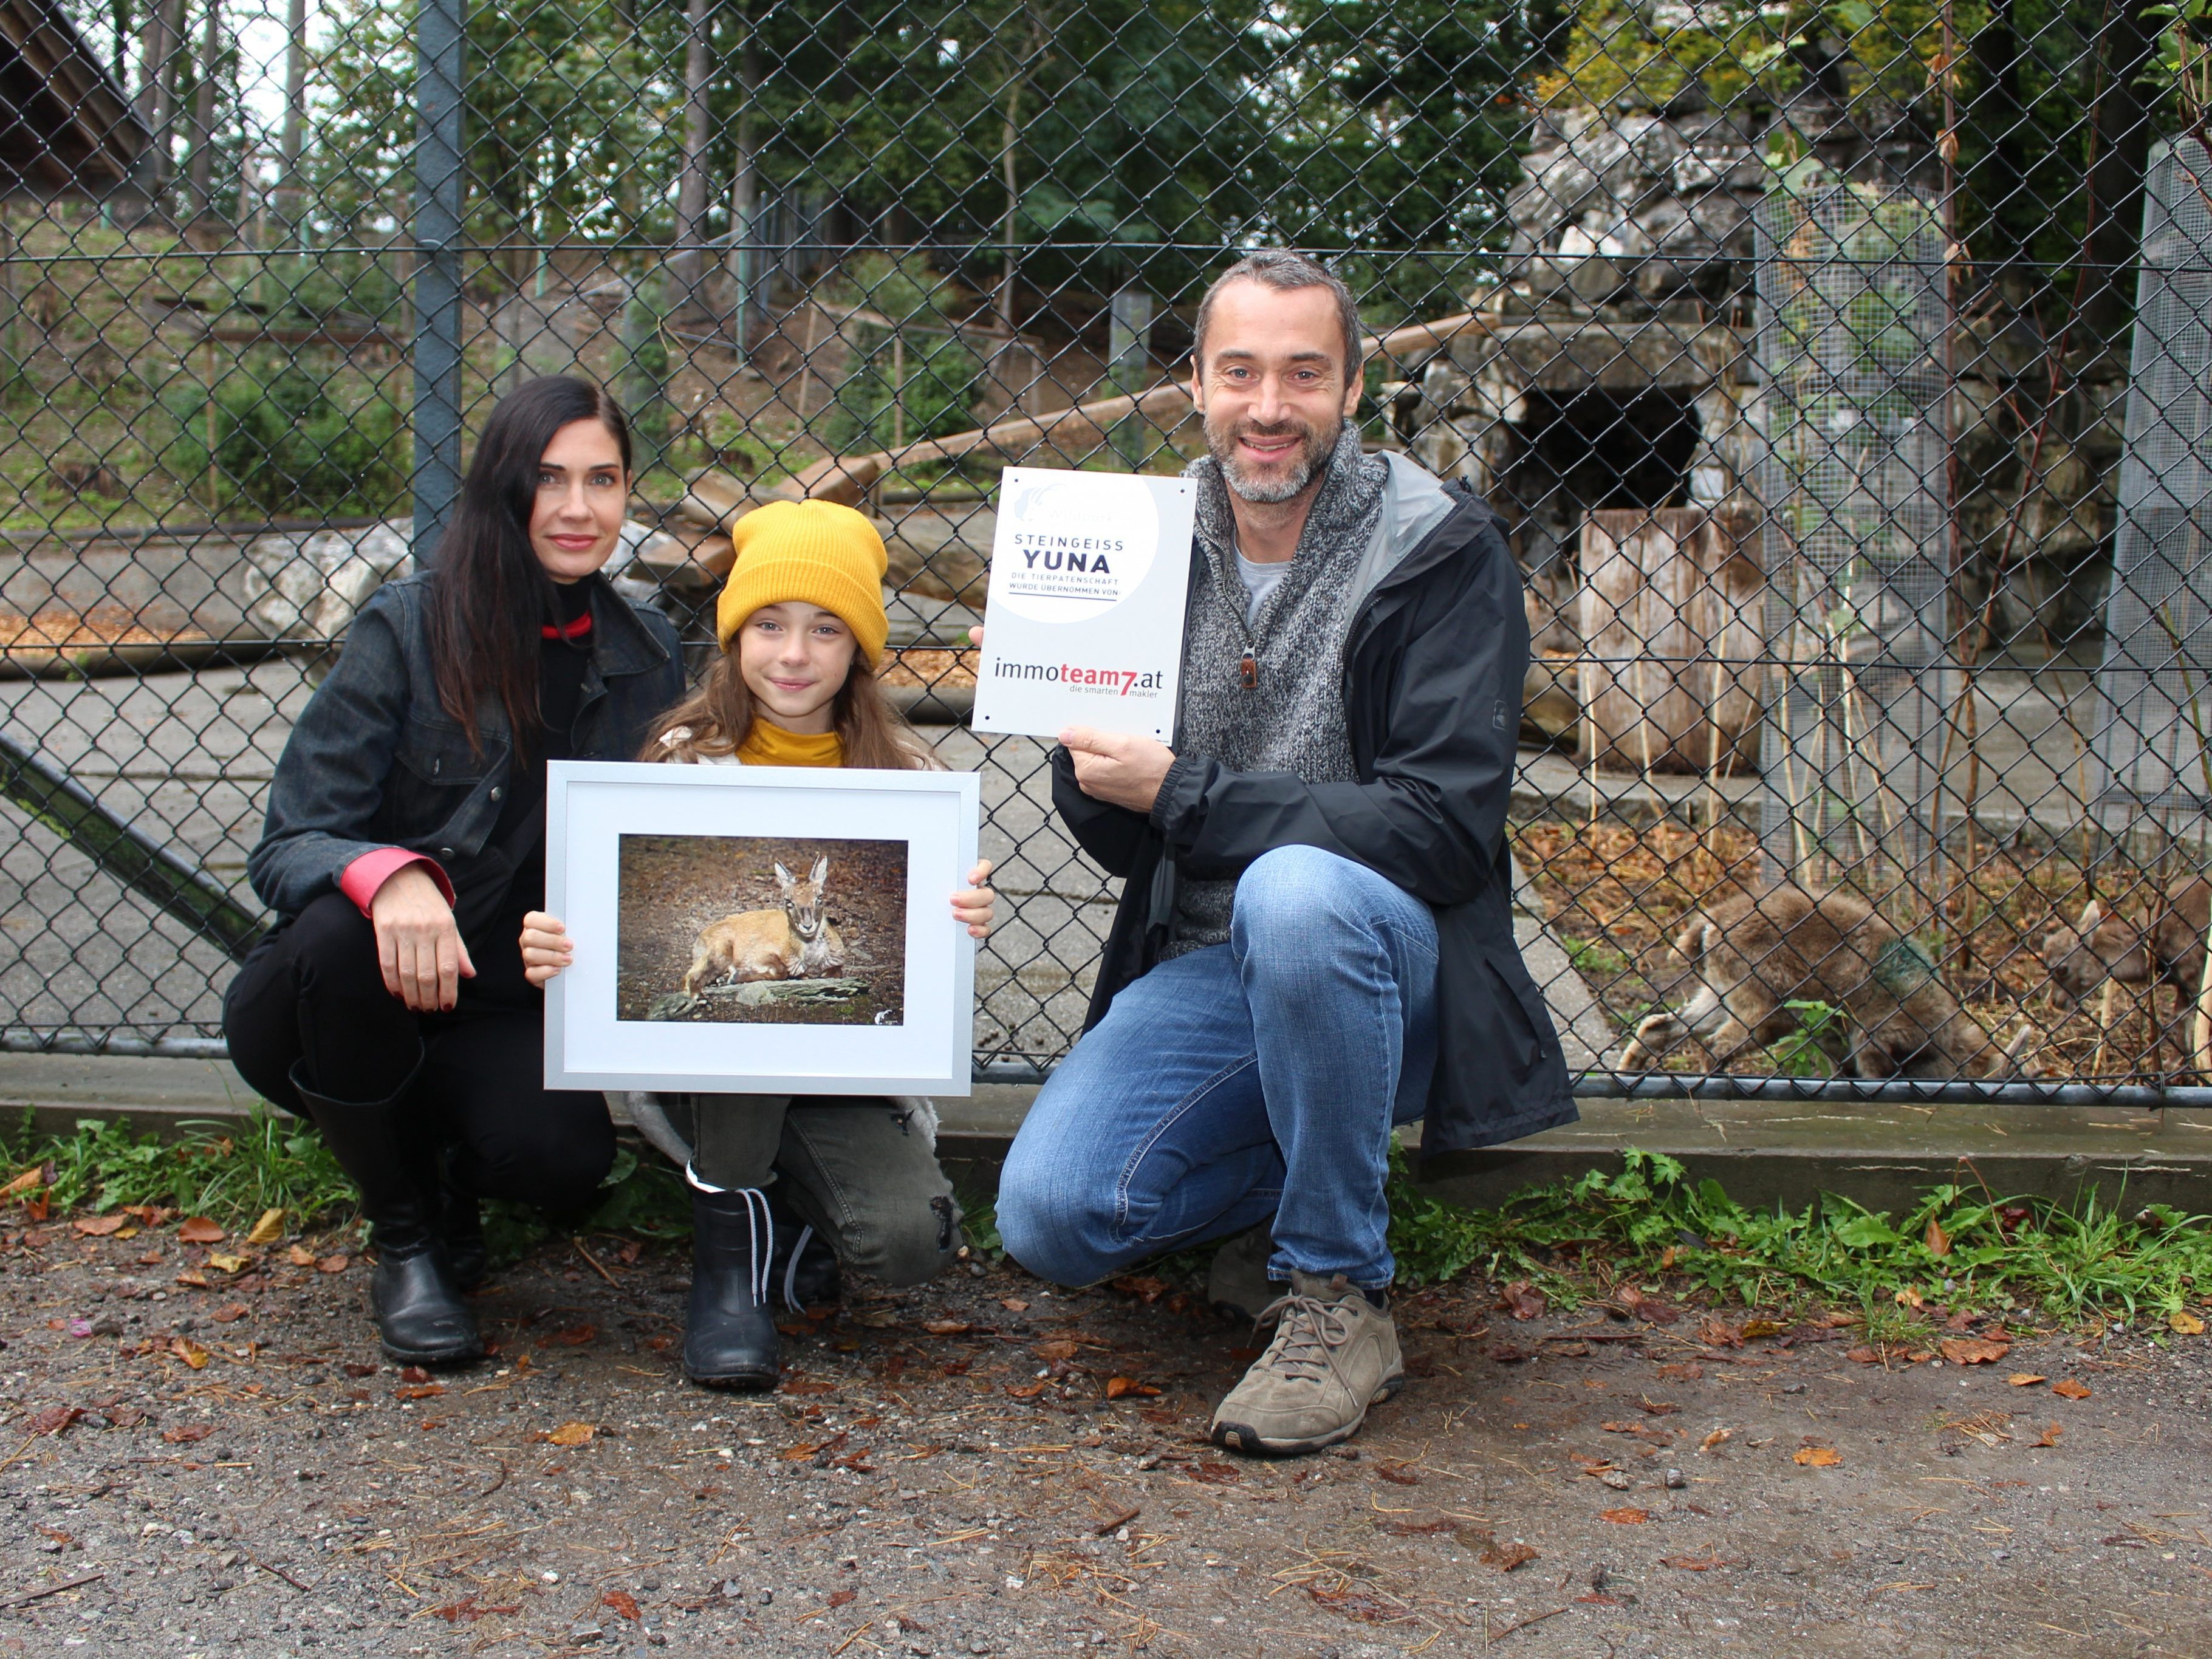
[543,760,980,1096]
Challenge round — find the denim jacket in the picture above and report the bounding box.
[247,571,684,922]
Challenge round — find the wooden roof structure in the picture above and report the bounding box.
[0,0,143,199]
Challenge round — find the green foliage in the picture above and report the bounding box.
[824,329,981,456]
[1564,934,1629,975]
[1383,1145,2212,1327]
[161,358,406,517]
[3,1109,354,1228]
[1770,998,1843,1076]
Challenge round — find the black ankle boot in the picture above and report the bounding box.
[767,1186,840,1313]
[439,1160,489,1292]
[683,1177,779,1390]
[290,1062,481,1366]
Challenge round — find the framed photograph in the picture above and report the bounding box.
[543,761,980,1096]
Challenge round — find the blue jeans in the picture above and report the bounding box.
[996,844,1439,1290]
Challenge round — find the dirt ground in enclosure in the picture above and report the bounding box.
[616,836,908,1028]
[1512,818,2212,1082]
[2,1215,2210,1658]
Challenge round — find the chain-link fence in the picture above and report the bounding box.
[5,0,2212,1102]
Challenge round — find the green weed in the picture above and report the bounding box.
[4,1109,353,1226]
[1564,934,1629,976]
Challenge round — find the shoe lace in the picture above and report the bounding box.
[1251,1290,1357,1390]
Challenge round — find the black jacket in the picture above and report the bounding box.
[1052,454,1577,1154]
[248,571,683,928]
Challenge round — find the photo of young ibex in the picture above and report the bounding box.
[1618,886,2032,1078]
[683,855,846,994]
[615,835,907,1027]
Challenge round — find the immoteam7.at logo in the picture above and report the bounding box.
[991,658,1167,697]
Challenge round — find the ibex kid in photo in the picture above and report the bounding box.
[683,854,846,994]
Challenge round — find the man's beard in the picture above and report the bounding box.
[1205,410,1337,505]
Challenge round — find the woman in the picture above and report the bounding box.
[224,376,682,1365]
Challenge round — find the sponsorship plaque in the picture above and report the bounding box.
[970,466,1196,742]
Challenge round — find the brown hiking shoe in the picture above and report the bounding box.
[1209,1271,1403,1456]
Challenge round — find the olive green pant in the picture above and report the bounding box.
[656,1093,960,1287]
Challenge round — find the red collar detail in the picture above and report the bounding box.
[541,611,594,642]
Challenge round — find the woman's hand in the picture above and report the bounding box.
[520,911,574,987]
[370,864,475,1012]
[951,858,996,939]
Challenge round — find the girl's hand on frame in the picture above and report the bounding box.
[951,858,996,939]
[371,863,475,1012]
[519,910,575,987]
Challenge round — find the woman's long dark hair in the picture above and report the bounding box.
[426,376,632,753]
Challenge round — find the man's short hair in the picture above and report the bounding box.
[1192,250,1363,384]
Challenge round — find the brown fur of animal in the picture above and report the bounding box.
[1618,886,2025,1078]
[682,856,846,994]
[2036,877,2210,1010]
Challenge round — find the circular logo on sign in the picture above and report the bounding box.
[993,471,1160,624]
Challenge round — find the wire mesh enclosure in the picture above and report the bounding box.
[1,0,2211,1102]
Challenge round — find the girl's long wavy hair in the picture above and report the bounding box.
[642,629,937,772]
[426,376,631,754]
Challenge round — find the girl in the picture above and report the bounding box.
[225,377,683,1365]
[521,499,995,1390]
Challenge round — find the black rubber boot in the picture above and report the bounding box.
[767,1185,840,1313]
[438,1157,489,1293]
[683,1177,780,1391]
[290,1061,482,1366]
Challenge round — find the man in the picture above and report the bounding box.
[995,250,1575,1457]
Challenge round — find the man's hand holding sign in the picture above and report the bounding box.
[1058,726,1176,813]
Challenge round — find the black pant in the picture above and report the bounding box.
[222,891,614,1211]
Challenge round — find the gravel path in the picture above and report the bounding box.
[2,1216,2208,1657]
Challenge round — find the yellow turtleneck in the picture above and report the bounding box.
[738,719,844,769]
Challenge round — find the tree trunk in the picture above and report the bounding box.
[725,5,758,354]
[135,0,186,204]
[185,0,221,228]
[275,0,306,236]
[2081,0,2160,350]
[674,0,714,309]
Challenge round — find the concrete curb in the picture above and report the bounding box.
[8,1053,2210,1216]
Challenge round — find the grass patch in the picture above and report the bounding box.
[1388,1146,2212,1332]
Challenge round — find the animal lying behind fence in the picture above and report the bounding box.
[682,856,847,994]
[1618,886,2032,1079]
[2036,878,2210,1009]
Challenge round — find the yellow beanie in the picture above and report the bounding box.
[714,500,890,665]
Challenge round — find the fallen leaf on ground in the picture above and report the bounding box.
[395,1384,445,1401]
[170,1338,210,1369]
[245,1208,286,1245]
[601,1590,640,1621]
[1654,1363,1703,1381]
[102,1405,146,1428]
[999,1298,1030,1312]
[826,1589,855,1609]
[287,1245,315,1266]
[1739,1318,1788,1339]
[177,1217,224,1243]
[1925,1217,1951,1257]
[1698,1316,1744,1348]
[71,1214,125,1237]
[1109,1275,1168,1303]
[161,1423,214,1444]
[1375,1461,1421,1485]
[1793,1446,1842,1467]
[1662,1553,1735,1571]
[1846,1346,1884,1364]
[1939,1338,2011,1366]
[1006,1382,1049,1399]
[342,1363,377,1378]
[206,1253,251,1274]
[1895,1285,1926,1309]
[2051,1378,2092,1400]
[545,1325,596,1346]
[28,1405,81,1435]
[781,1432,848,1462]
[544,1421,595,1446]
[1600,1508,1649,1524]
[2169,1310,2206,1336]
[315,1255,349,1274]
[0,1166,44,1200]
[1104,1377,1160,1399]
[2007,1373,2047,1387]
[173,1270,210,1289]
[1639,1397,1680,1415]
[2032,1423,2063,1447]
[1499,1281,1546,1321]
[1699,1428,1731,1452]
[1481,1542,1538,1572]
[211,1304,248,1324]
[1615,1284,1680,1323]
[1032,1339,1078,1362]
[431,1596,519,1624]
[923,1319,972,1336]
[781,1377,836,1396]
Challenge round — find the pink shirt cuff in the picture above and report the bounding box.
[338,849,455,917]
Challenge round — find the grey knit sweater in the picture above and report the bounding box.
[1165,423,1388,953]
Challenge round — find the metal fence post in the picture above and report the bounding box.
[410,0,466,566]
